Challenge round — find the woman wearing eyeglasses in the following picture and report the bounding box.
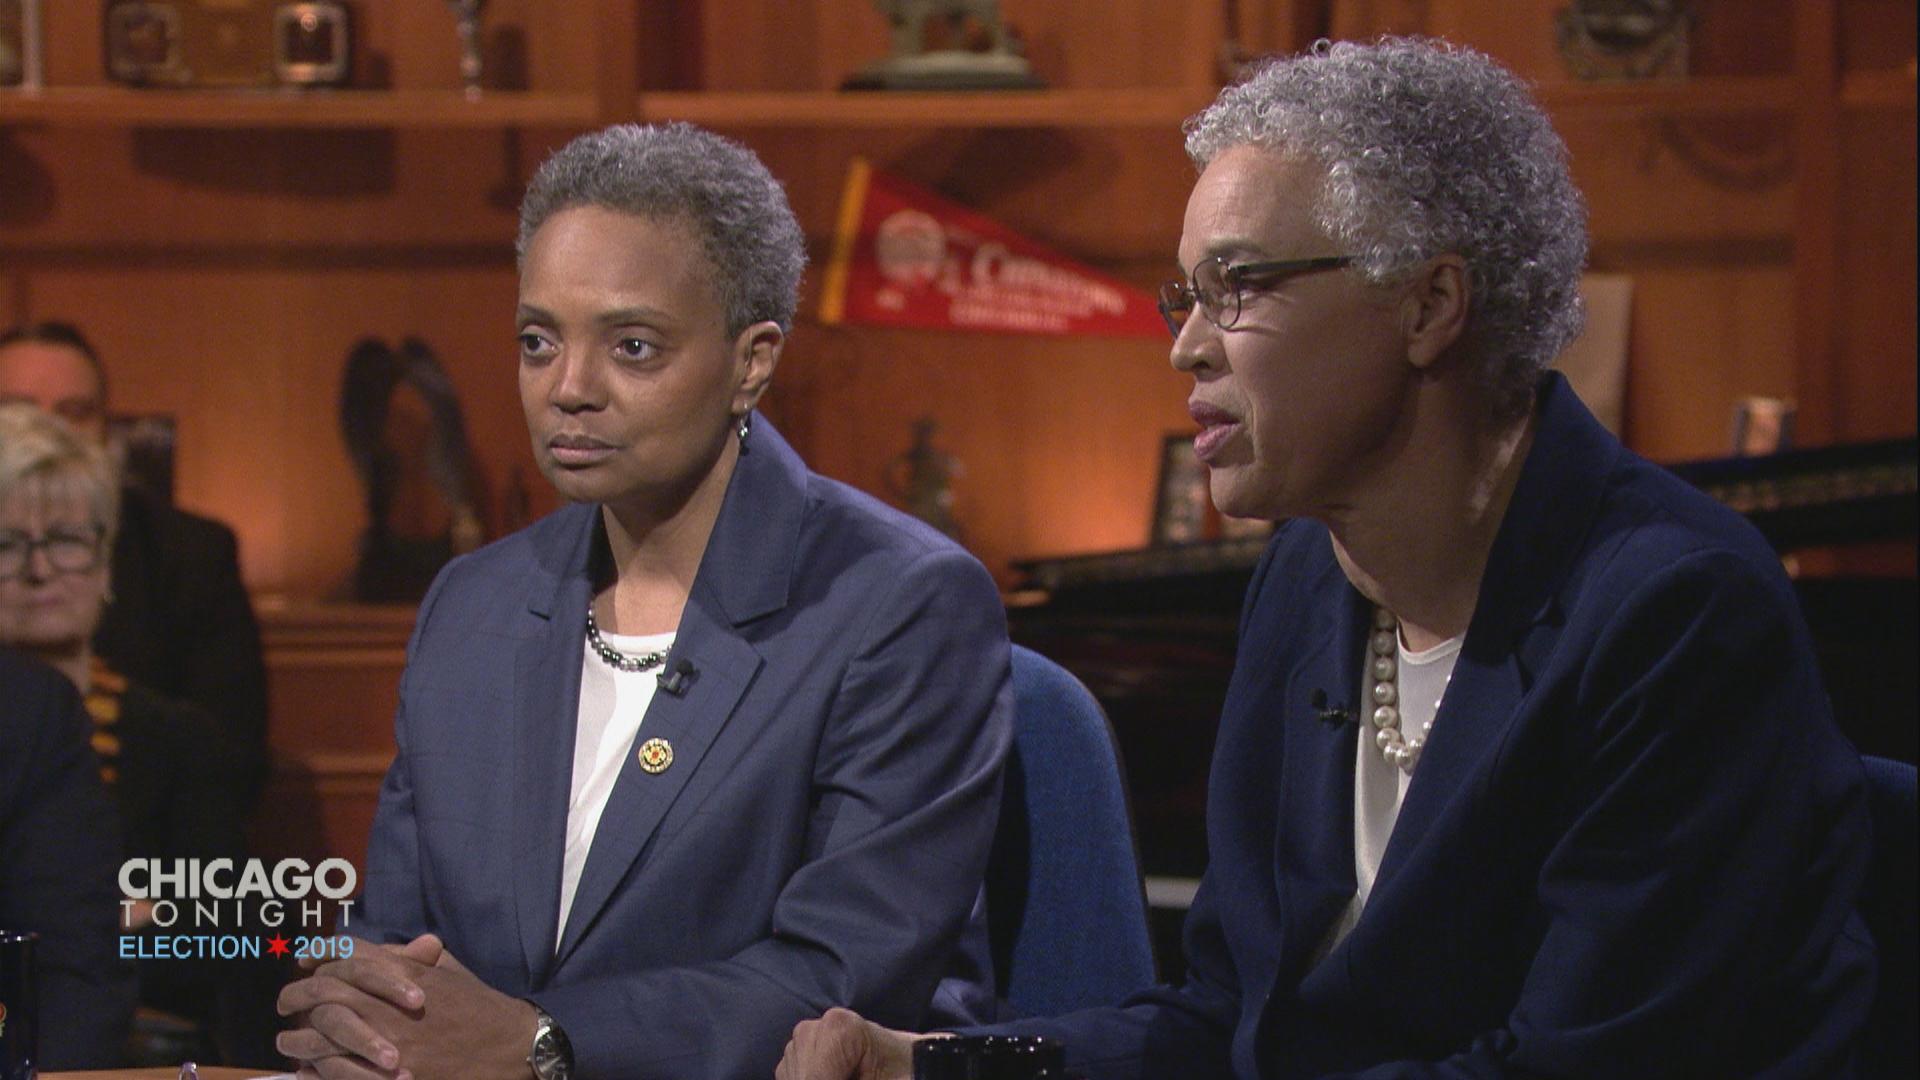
[782,37,1873,1080]
[0,401,270,1064]
[0,404,118,677]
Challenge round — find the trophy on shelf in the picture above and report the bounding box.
[0,0,43,89]
[339,336,487,604]
[845,0,1042,91]
[1554,0,1692,80]
[884,416,965,540]
[445,0,486,97]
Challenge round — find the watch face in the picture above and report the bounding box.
[532,1019,573,1080]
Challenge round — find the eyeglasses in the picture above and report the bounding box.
[0,525,107,581]
[0,393,103,429]
[1157,255,1358,339]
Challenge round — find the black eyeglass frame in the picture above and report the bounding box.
[0,524,109,581]
[1157,255,1359,339]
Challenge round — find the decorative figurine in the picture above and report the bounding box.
[445,0,485,97]
[845,0,1042,91]
[1555,0,1691,80]
[884,417,964,540]
[339,337,486,603]
[0,0,33,87]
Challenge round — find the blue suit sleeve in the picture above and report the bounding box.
[960,537,1300,1080]
[354,569,452,946]
[966,873,1240,1079]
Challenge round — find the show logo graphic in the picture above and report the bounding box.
[117,857,358,962]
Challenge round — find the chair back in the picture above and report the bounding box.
[1860,754,1916,1079]
[988,646,1157,1018]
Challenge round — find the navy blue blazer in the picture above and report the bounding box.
[0,648,135,1068]
[358,419,1012,1080]
[992,375,1876,1078]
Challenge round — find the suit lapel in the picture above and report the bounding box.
[510,506,596,989]
[550,414,807,966]
[1373,374,1616,889]
[553,594,762,963]
[1273,559,1368,975]
[1372,640,1527,886]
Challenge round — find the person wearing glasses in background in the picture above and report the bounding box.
[0,322,271,811]
[779,37,1874,1080]
[0,404,144,1069]
[0,402,274,1066]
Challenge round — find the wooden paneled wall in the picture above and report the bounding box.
[251,603,413,870]
[3,0,1912,601]
[7,0,1907,872]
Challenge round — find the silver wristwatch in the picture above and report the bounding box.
[529,1009,574,1080]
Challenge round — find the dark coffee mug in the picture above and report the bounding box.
[913,1034,1065,1080]
[0,930,37,1080]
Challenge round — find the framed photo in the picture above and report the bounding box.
[1150,433,1210,545]
[1731,396,1796,457]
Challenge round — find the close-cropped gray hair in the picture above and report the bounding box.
[516,123,807,337]
[0,402,120,541]
[1186,37,1588,418]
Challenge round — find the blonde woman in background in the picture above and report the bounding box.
[0,402,273,1066]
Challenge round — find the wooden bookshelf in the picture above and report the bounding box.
[0,86,599,129]
[636,87,1213,129]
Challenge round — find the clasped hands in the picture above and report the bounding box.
[775,1008,935,1080]
[275,933,538,1080]
[279,941,931,1080]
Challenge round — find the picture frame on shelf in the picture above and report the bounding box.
[1150,432,1209,546]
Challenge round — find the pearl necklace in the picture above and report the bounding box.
[584,606,669,673]
[1368,606,1432,775]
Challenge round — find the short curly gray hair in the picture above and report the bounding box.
[1186,37,1588,418]
[517,123,807,337]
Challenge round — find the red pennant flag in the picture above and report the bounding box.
[820,159,1166,338]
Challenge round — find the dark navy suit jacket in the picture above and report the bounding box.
[0,648,135,1068]
[992,375,1876,1078]
[358,419,1012,1080]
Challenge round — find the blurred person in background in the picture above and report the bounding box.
[0,321,270,808]
[0,649,134,1069]
[0,402,279,1066]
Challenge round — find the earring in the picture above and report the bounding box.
[737,413,751,444]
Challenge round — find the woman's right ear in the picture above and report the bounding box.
[732,321,785,416]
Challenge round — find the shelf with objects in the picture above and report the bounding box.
[634,87,1214,130]
[0,86,601,128]
[0,0,619,129]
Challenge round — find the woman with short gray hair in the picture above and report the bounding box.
[781,37,1871,1080]
[279,122,1013,1080]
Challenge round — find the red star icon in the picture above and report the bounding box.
[265,934,292,957]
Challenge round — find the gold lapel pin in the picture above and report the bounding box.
[636,737,674,774]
